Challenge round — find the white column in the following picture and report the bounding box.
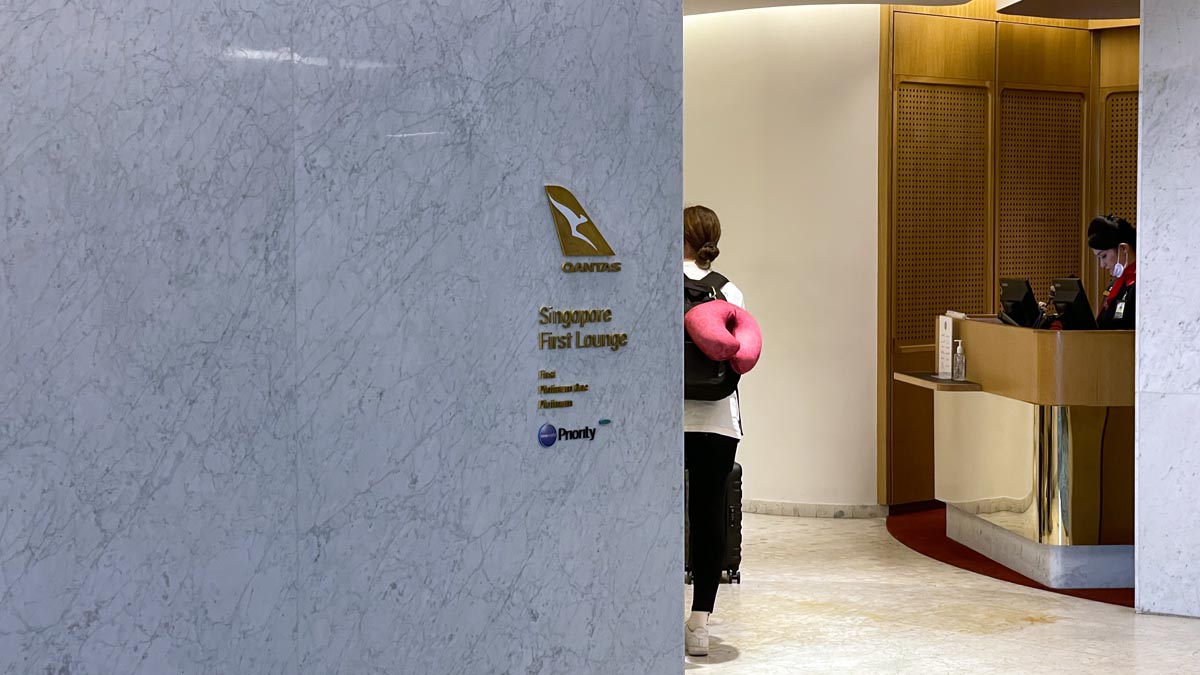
[1,0,683,671]
[1137,0,1200,618]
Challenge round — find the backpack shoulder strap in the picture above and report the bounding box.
[699,271,729,289]
[684,271,730,304]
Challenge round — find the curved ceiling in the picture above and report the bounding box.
[996,0,1138,20]
[684,0,969,16]
[684,1,1139,20]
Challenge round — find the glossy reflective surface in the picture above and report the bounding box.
[685,513,1200,674]
[935,392,1133,547]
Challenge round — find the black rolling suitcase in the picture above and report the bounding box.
[685,461,743,584]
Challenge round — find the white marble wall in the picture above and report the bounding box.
[291,1,683,673]
[1,1,682,672]
[1137,0,1200,619]
[0,2,297,672]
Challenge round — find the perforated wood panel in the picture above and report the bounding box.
[895,84,990,346]
[1105,92,1139,224]
[998,89,1085,303]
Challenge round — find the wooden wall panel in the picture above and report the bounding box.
[895,84,991,346]
[1092,27,1139,306]
[881,11,1140,506]
[1104,92,1139,224]
[998,89,1086,303]
[1100,26,1140,87]
[894,13,995,81]
[890,382,935,505]
[998,23,1092,87]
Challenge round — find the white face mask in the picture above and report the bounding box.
[1112,246,1128,278]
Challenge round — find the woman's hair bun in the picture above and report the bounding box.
[696,241,720,265]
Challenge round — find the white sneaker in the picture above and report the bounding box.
[685,622,710,657]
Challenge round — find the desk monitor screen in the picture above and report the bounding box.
[1050,278,1099,330]
[998,278,1041,327]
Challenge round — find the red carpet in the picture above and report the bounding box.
[887,504,1134,608]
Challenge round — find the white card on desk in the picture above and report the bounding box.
[938,315,954,379]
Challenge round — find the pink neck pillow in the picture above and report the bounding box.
[685,300,762,374]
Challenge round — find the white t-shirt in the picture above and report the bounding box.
[684,260,743,441]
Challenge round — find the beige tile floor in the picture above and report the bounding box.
[684,514,1200,674]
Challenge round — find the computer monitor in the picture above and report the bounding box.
[1049,278,1098,330]
[998,278,1041,328]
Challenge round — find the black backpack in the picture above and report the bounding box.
[684,272,740,401]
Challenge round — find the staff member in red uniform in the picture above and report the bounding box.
[1088,215,1136,330]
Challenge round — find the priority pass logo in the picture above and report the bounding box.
[537,423,598,448]
[544,185,621,273]
[537,423,557,448]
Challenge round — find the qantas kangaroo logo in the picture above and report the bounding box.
[544,185,615,256]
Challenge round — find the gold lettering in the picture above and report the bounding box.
[538,399,574,409]
[560,261,622,273]
[538,306,614,329]
[539,332,571,350]
[573,331,630,352]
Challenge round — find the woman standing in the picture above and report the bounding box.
[1088,215,1137,330]
[683,205,743,657]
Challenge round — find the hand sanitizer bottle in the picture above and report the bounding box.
[952,339,966,381]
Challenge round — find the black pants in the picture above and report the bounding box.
[685,432,738,613]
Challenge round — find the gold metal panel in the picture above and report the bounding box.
[894,13,996,81]
[998,23,1092,87]
[895,84,991,346]
[1038,404,1107,545]
[998,88,1086,301]
[1103,91,1139,224]
[1099,26,1140,88]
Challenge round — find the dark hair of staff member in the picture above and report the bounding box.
[1088,215,1136,330]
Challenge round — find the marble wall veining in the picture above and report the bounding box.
[1,1,682,672]
[1137,0,1200,619]
[291,2,682,674]
[1,2,297,672]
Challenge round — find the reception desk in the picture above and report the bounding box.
[895,317,1134,588]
